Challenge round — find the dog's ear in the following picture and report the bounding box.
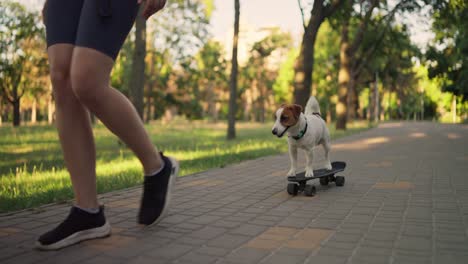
[292,104,303,119]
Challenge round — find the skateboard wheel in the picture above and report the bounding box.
[319,177,329,186]
[287,183,299,195]
[304,185,316,196]
[335,176,345,186]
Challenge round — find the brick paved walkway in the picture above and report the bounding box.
[1,122,467,264]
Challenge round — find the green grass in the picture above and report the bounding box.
[0,120,372,213]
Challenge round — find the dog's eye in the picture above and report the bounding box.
[281,115,288,121]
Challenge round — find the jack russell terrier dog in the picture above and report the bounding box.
[272,96,332,177]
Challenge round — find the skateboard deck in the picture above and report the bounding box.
[287,161,346,182]
[286,161,346,196]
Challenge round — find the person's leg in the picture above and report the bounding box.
[70,46,180,226]
[37,0,110,250]
[69,47,163,175]
[72,0,179,226]
[48,44,98,210]
[43,0,99,210]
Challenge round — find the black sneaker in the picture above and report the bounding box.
[138,153,179,226]
[35,206,111,250]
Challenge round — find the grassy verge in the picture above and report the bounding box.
[0,120,372,213]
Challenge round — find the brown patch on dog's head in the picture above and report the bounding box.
[279,104,302,127]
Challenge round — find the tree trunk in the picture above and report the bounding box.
[293,0,344,108]
[346,79,359,121]
[243,88,251,121]
[293,11,323,108]
[452,95,457,123]
[259,98,265,123]
[258,80,266,123]
[11,81,21,126]
[48,95,54,124]
[338,0,379,127]
[227,0,240,140]
[336,18,350,130]
[145,94,152,123]
[129,7,146,120]
[206,82,217,122]
[13,99,20,126]
[369,72,379,122]
[31,100,37,124]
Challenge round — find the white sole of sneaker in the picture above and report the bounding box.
[146,156,179,227]
[35,221,111,250]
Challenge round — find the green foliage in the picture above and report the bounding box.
[202,0,215,19]
[313,20,340,117]
[174,40,227,119]
[415,64,464,121]
[250,29,292,59]
[146,48,174,119]
[239,28,292,122]
[273,48,299,103]
[425,0,468,100]
[110,0,214,119]
[357,19,423,119]
[196,40,227,82]
[111,38,134,96]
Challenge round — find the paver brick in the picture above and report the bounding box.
[305,255,348,264]
[206,234,251,249]
[317,246,354,257]
[81,255,125,264]
[177,252,219,264]
[396,236,432,251]
[229,224,267,236]
[144,243,193,260]
[261,253,307,264]
[224,247,270,264]
[193,246,230,257]
[189,226,227,240]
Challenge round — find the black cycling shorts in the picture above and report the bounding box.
[44,0,140,60]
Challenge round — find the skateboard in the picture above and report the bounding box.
[286,161,346,196]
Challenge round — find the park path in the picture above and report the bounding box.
[1,122,467,264]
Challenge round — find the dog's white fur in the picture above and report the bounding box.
[272,96,332,177]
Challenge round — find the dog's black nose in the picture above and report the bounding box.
[272,128,277,135]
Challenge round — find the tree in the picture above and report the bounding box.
[272,20,340,122]
[335,0,421,129]
[145,48,173,121]
[20,34,49,124]
[129,7,146,119]
[273,48,299,104]
[293,0,344,108]
[425,0,468,101]
[336,0,379,130]
[128,0,212,120]
[313,20,340,122]
[242,28,292,122]
[195,40,227,121]
[227,0,240,139]
[364,24,419,120]
[0,1,43,126]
